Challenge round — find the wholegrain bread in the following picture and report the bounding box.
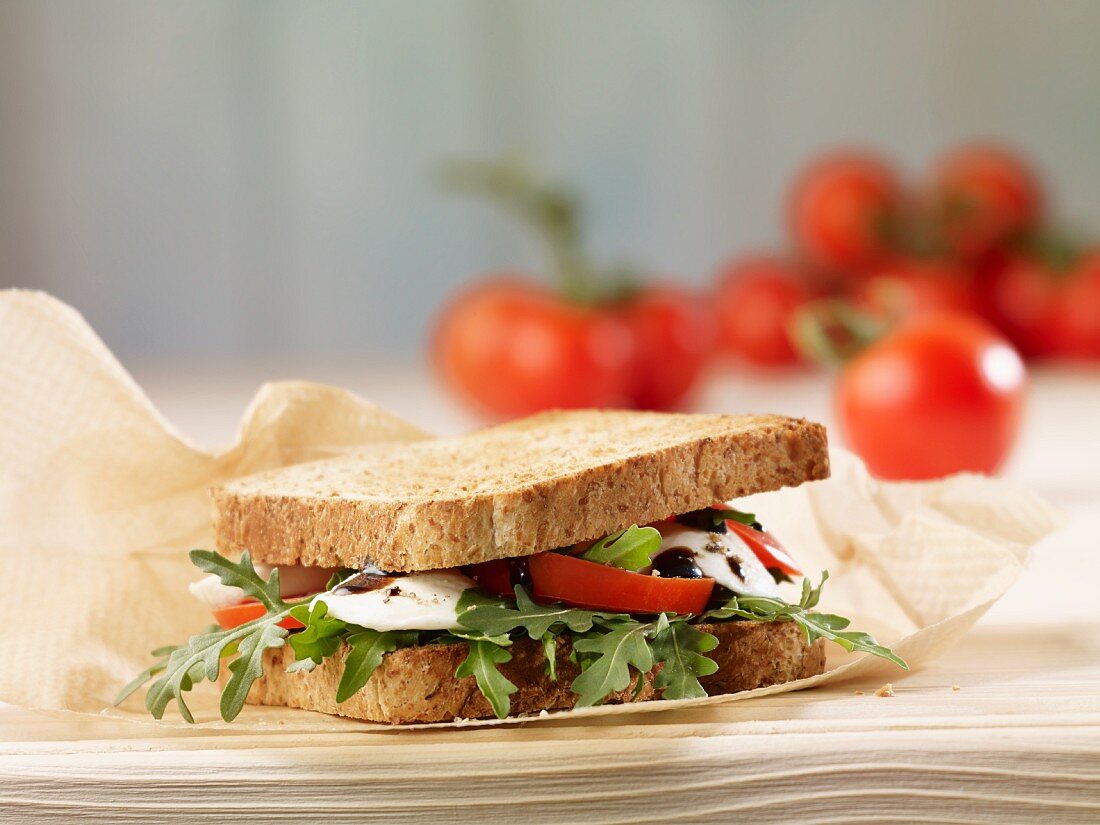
[244,620,826,725]
[213,409,828,571]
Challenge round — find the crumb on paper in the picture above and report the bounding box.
[874,682,895,698]
[539,709,550,717]
[853,690,865,696]
[951,684,961,692]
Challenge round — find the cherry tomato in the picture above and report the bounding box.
[853,258,976,322]
[1054,253,1100,359]
[837,313,1026,480]
[725,521,803,577]
[528,552,714,615]
[988,256,1064,358]
[713,256,812,367]
[620,285,716,410]
[212,601,305,631]
[931,144,1041,259]
[789,152,901,271]
[433,279,636,417]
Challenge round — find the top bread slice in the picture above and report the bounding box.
[212,409,829,572]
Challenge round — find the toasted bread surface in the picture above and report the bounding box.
[244,620,826,725]
[213,410,828,571]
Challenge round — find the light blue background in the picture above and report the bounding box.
[2,1,1098,359]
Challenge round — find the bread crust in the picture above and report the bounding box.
[244,620,826,725]
[213,410,829,571]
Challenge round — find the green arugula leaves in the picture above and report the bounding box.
[190,549,286,612]
[580,525,661,571]
[705,572,909,670]
[650,619,720,700]
[142,612,292,722]
[287,601,347,671]
[120,544,907,724]
[571,620,656,706]
[711,508,759,527]
[113,641,188,707]
[338,629,418,703]
[458,589,718,708]
[456,639,518,719]
[458,585,612,638]
[126,550,299,722]
[449,567,906,714]
[221,618,289,722]
[115,553,430,722]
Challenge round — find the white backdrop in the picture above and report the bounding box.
[2,0,1098,359]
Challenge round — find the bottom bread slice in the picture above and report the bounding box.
[243,620,826,725]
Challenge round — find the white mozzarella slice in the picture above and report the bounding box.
[189,573,247,609]
[188,563,338,609]
[312,569,474,631]
[652,523,781,598]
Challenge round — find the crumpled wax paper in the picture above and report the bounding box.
[0,291,1065,731]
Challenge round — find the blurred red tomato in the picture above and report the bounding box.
[713,257,812,367]
[988,255,1064,358]
[837,313,1026,480]
[1054,253,1100,359]
[931,144,1041,259]
[620,285,716,410]
[788,153,901,272]
[433,279,635,417]
[853,258,975,321]
[968,246,1013,322]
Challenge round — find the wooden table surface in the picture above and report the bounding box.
[3,364,1098,823]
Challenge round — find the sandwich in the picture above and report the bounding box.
[118,410,905,725]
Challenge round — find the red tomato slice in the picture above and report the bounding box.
[464,559,514,599]
[726,520,803,577]
[211,600,305,631]
[528,552,714,615]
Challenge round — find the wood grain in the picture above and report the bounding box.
[2,622,1098,824]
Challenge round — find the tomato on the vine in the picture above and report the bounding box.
[931,144,1041,259]
[434,160,718,417]
[836,313,1026,480]
[620,285,716,410]
[433,279,636,417]
[788,152,901,271]
[853,258,975,322]
[713,256,812,367]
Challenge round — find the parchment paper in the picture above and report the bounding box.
[0,290,1065,731]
